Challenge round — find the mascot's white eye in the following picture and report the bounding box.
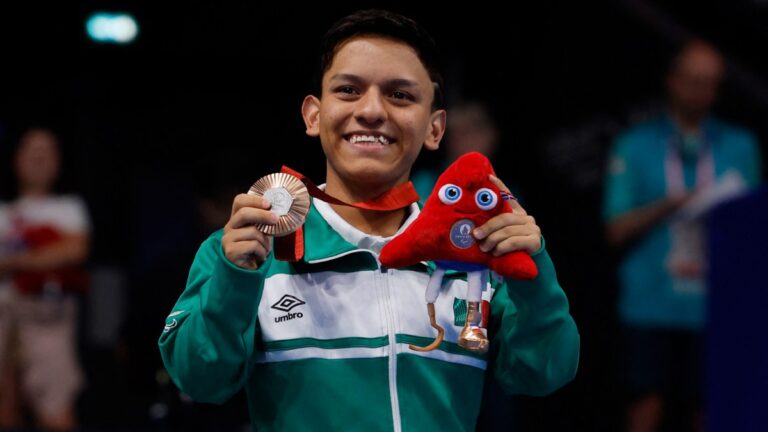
[438,184,462,205]
[475,188,498,211]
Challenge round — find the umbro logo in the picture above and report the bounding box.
[271,294,306,323]
[271,295,306,312]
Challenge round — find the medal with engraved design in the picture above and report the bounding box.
[248,173,310,236]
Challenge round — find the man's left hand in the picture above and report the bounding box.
[472,175,542,256]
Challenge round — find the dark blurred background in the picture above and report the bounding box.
[0,0,766,430]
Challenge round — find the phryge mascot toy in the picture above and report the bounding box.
[379,152,538,354]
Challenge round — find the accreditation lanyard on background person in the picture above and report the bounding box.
[664,133,715,295]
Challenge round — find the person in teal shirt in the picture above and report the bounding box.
[604,40,762,431]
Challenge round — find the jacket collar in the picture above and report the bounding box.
[302,197,422,264]
[299,197,468,278]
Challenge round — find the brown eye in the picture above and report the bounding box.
[334,85,358,96]
[391,90,413,101]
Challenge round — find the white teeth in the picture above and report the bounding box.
[349,134,391,145]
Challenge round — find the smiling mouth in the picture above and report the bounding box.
[344,133,396,146]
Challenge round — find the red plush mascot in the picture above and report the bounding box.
[379,152,537,353]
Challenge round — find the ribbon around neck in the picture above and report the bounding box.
[273,166,420,261]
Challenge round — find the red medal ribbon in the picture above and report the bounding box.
[274,166,420,261]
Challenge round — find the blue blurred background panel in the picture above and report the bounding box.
[708,186,768,432]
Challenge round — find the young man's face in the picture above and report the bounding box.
[302,35,446,191]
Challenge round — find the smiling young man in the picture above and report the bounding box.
[303,34,444,236]
[159,10,579,431]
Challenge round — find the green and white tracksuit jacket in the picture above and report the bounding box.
[158,198,580,431]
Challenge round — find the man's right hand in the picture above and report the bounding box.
[222,194,278,270]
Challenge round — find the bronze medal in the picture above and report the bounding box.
[248,173,310,236]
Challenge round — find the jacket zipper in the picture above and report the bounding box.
[311,250,403,430]
[378,263,402,432]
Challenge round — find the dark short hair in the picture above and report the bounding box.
[316,9,444,110]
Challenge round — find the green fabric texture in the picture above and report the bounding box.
[248,357,394,432]
[397,355,485,432]
[453,297,468,326]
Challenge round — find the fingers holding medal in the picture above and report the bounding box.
[223,173,309,269]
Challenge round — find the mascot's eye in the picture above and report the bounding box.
[438,184,462,205]
[475,188,498,211]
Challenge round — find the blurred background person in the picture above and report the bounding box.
[412,101,500,199]
[603,40,762,432]
[0,128,91,432]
